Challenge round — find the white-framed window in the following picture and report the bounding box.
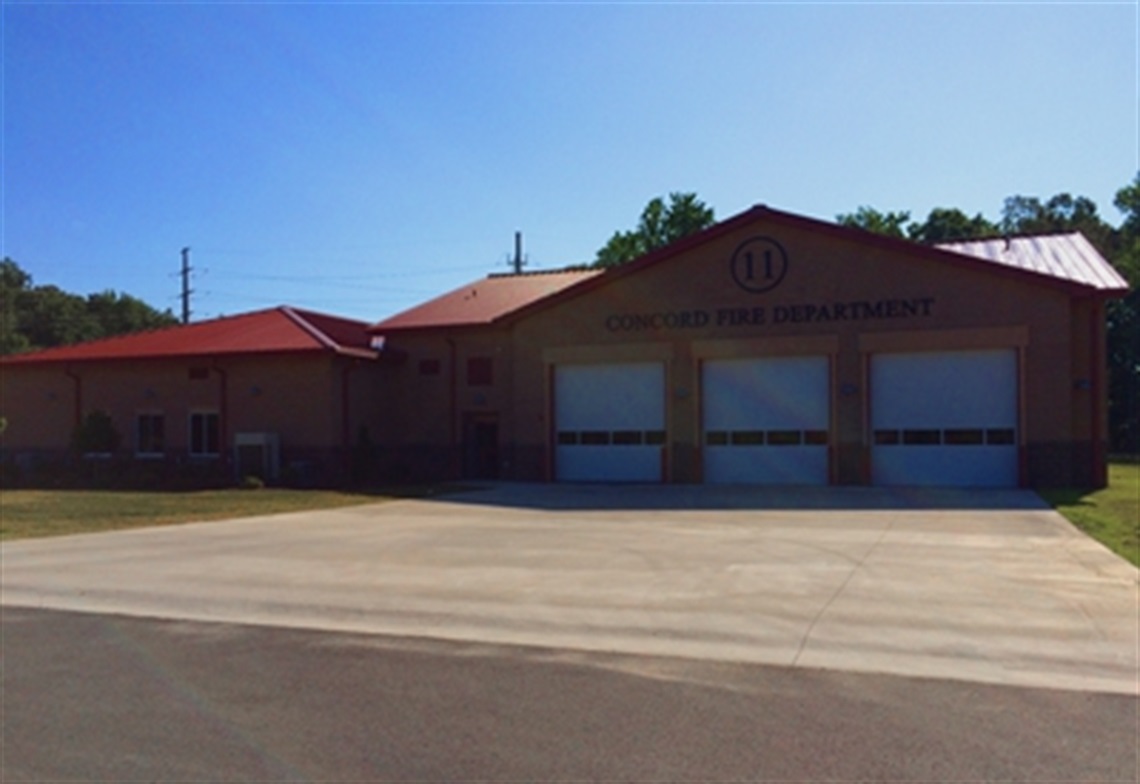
[136,413,165,457]
[189,411,220,457]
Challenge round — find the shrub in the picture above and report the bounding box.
[71,411,121,455]
[239,474,265,490]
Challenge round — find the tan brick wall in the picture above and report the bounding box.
[381,216,1104,487]
[1,353,393,483]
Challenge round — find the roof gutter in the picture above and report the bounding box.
[446,337,459,479]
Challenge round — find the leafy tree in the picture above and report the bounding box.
[86,290,177,336]
[594,192,715,268]
[0,258,32,354]
[1000,193,1116,256]
[839,207,998,244]
[1106,290,1138,453]
[1111,173,1140,284]
[18,285,101,349]
[836,207,911,239]
[0,258,177,355]
[1114,173,1140,236]
[907,208,998,244]
[1107,174,1140,453]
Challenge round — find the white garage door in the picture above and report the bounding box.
[871,349,1018,487]
[554,363,666,482]
[702,356,830,485]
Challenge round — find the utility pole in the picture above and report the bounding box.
[511,231,526,275]
[180,247,193,324]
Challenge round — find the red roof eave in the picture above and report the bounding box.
[0,306,382,366]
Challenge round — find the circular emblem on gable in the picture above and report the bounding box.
[730,236,788,294]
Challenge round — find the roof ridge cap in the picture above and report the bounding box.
[279,305,340,352]
[487,268,599,279]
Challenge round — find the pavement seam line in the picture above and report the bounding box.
[790,515,896,667]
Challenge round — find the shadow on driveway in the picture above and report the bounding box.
[430,482,1052,512]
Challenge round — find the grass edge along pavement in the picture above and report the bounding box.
[0,484,464,541]
[1038,461,1140,567]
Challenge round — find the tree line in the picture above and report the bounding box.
[0,258,178,356]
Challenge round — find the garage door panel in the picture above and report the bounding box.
[702,356,830,486]
[554,363,665,483]
[872,351,1017,429]
[555,445,662,483]
[556,363,664,431]
[704,445,828,486]
[873,446,1018,487]
[871,350,1018,487]
[704,357,828,431]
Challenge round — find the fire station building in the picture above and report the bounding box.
[1,205,1129,489]
[369,205,1127,488]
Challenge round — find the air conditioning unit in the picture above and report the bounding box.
[233,432,280,482]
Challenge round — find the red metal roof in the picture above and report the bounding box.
[936,233,1129,293]
[1,306,379,365]
[370,268,600,333]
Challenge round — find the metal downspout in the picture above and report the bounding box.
[211,361,229,478]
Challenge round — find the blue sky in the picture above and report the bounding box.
[3,1,1137,323]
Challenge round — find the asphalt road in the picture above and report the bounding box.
[3,607,1137,782]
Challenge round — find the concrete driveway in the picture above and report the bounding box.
[2,484,1136,694]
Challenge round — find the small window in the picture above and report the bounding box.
[556,431,578,445]
[136,414,165,456]
[730,430,765,446]
[189,412,220,456]
[986,428,1016,445]
[903,429,941,446]
[188,367,210,381]
[612,430,643,446]
[580,431,610,445]
[874,430,900,445]
[466,357,493,387]
[644,431,666,445]
[705,431,729,446]
[944,429,984,446]
[419,359,441,376]
[804,430,829,445]
[766,430,802,446]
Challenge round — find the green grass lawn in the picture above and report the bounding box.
[1039,461,1140,567]
[0,486,454,541]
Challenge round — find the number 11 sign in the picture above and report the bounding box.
[730,236,788,294]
